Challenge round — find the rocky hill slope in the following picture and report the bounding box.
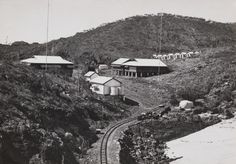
[1,13,236,69]
[0,13,236,164]
[118,46,236,164]
[0,63,130,164]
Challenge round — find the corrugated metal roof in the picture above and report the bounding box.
[111,58,130,65]
[122,58,167,67]
[21,55,73,64]
[84,71,97,77]
[90,76,120,85]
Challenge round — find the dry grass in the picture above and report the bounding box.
[115,47,236,110]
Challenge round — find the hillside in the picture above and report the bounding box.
[117,47,236,164]
[117,47,236,108]
[0,13,236,164]
[1,13,236,70]
[0,63,131,164]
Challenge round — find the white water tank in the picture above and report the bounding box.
[110,87,119,95]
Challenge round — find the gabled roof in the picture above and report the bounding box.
[111,58,130,65]
[112,58,167,67]
[21,55,73,65]
[123,58,167,67]
[84,71,97,77]
[90,76,121,85]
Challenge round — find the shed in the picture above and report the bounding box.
[98,64,108,70]
[90,76,123,95]
[84,71,99,81]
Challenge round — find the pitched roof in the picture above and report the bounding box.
[111,58,130,65]
[122,58,167,67]
[111,58,167,67]
[90,76,120,85]
[84,71,97,77]
[21,55,73,64]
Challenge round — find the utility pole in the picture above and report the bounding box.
[158,13,163,55]
[5,36,8,45]
[158,13,163,76]
[45,0,50,71]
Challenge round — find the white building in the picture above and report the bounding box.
[98,64,108,70]
[84,71,99,81]
[90,76,123,95]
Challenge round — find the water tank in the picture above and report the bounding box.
[110,87,118,95]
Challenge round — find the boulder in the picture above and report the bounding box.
[179,100,194,110]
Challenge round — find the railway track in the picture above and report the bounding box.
[100,117,137,164]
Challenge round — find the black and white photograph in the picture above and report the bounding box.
[0,0,236,164]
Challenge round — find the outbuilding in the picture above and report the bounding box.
[98,64,108,70]
[90,76,123,95]
[84,71,99,81]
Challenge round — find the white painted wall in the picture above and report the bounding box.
[90,84,110,95]
[90,79,123,95]
[90,84,104,94]
[104,86,110,95]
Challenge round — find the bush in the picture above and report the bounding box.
[176,86,205,101]
[169,94,179,106]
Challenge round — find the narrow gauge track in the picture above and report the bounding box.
[100,117,137,164]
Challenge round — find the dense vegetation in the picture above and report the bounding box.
[0,63,130,164]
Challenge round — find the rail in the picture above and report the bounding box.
[100,117,137,164]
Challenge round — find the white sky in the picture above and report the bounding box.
[0,0,236,44]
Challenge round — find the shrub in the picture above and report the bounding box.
[176,86,205,101]
[169,94,179,106]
